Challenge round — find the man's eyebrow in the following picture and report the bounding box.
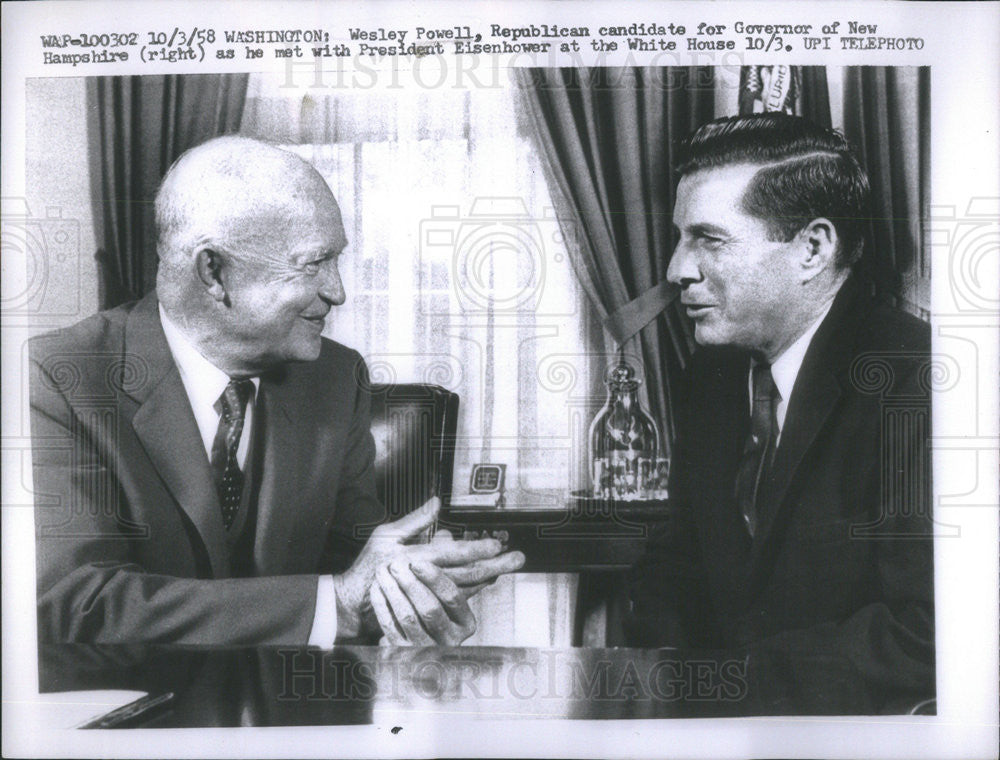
[306,249,340,262]
[683,222,729,237]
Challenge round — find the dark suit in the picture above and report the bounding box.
[31,292,385,644]
[629,277,935,713]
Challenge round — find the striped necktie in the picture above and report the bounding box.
[734,364,778,538]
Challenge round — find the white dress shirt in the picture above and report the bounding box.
[159,306,259,468]
[159,305,337,647]
[751,300,834,445]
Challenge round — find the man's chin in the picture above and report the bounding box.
[693,321,725,347]
[299,342,324,362]
[285,337,324,364]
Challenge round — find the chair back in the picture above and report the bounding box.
[368,383,459,521]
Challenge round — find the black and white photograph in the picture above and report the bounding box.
[2,2,997,758]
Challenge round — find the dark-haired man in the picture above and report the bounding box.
[628,114,934,713]
[31,136,524,646]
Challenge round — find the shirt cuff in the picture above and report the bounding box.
[307,575,337,648]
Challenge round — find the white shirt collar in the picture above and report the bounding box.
[751,299,835,435]
[770,300,834,414]
[158,304,258,460]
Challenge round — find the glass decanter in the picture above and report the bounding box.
[588,356,660,500]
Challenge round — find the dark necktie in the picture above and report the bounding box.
[211,378,254,529]
[734,364,779,538]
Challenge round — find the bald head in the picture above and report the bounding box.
[154,136,348,375]
[155,136,338,271]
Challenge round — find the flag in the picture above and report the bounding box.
[738,66,803,115]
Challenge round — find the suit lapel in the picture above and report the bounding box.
[124,294,230,578]
[750,361,841,556]
[253,372,310,575]
[702,352,751,541]
[750,277,866,560]
[688,349,756,608]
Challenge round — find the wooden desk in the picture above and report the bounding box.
[442,496,672,646]
[442,496,674,572]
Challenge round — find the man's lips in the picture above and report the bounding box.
[682,301,716,316]
[301,313,328,326]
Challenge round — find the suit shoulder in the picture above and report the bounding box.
[279,338,369,413]
[857,301,930,355]
[847,301,931,398]
[28,304,139,412]
[28,303,135,364]
[293,338,367,386]
[318,337,364,364]
[316,337,366,372]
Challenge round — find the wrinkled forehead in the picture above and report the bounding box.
[226,188,347,257]
[164,146,346,253]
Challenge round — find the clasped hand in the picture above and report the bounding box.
[334,498,524,645]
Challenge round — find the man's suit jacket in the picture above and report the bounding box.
[629,276,935,713]
[31,292,385,644]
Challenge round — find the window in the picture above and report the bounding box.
[244,76,602,503]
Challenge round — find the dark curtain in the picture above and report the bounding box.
[516,67,714,647]
[87,75,249,308]
[842,67,930,318]
[515,67,715,451]
[799,67,832,128]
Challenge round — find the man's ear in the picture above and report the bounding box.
[194,247,229,304]
[798,218,838,282]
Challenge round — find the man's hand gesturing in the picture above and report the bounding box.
[333,498,524,642]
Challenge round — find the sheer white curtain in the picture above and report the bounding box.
[242,74,605,645]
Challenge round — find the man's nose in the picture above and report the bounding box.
[319,262,347,305]
[666,241,700,287]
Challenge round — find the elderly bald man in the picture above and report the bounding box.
[30,136,523,646]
